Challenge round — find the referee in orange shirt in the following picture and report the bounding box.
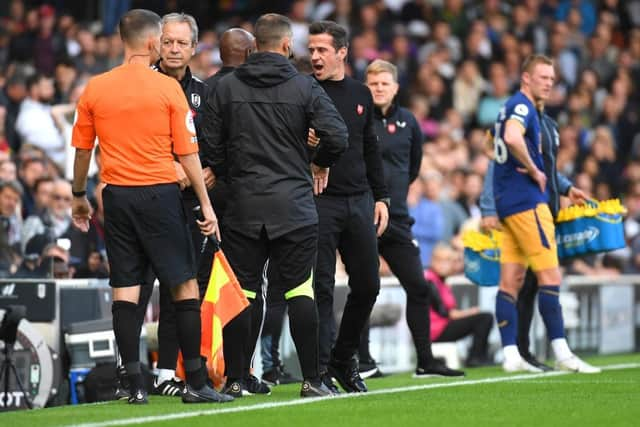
[70,9,231,404]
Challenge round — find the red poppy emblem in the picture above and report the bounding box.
[388,123,396,134]
[357,104,364,115]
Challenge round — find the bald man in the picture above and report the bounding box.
[205,28,255,92]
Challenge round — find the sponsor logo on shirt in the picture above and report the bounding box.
[185,110,196,135]
[356,104,364,115]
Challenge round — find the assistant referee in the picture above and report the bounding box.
[70,9,231,404]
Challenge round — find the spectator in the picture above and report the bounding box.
[15,73,65,168]
[0,159,17,181]
[476,62,510,127]
[21,177,72,253]
[12,232,48,277]
[426,243,494,367]
[32,4,66,75]
[452,60,485,124]
[410,170,467,267]
[0,179,23,276]
[17,155,47,218]
[74,25,107,75]
[31,175,53,217]
[53,58,78,103]
[0,72,28,152]
[456,171,483,219]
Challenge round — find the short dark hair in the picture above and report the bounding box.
[309,21,348,51]
[34,176,54,194]
[119,9,161,46]
[254,13,292,50]
[26,73,49,91]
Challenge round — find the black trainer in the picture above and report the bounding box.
[262,365,301,386]
[222,379,245,398]
[114,366,130,400]
[320,371,340,394]
[328,357,368,393]
[522,354,554,372]
[244,375,271,395]
[465,356,495,368]
[182,383,234,403]
[152,377,185,396]
[300,379,336,398]
[413,361,465,378]
[359,358,385,379]
[128,389,148,404]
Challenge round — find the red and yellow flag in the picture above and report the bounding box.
[177,250,249,388]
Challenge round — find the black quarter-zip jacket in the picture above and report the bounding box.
[373,102,423,223]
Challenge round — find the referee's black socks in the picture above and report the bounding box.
[112,300,144,390]
[175,298,206,389]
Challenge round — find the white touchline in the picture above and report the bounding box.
[70,363,640,427]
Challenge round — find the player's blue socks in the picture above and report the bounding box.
[495,291,518,346]
[538,285,565,340]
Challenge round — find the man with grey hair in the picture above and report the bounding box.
[140,12,214,397]
[202,13,348,398]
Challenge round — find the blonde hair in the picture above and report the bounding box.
[366,59,398,82]
[521,54,554,74]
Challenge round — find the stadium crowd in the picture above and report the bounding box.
[1,0,640,281]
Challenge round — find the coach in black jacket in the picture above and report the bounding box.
[364,59,465,377]
[201,13,348,398]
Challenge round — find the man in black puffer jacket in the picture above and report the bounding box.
[201,13,348,398]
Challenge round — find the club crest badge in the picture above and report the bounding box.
[388,123,396,134]
[191,93,201,108]
[357,104,364,115]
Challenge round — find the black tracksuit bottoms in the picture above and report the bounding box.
[315,192,380,371]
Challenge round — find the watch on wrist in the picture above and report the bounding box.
[72,190,87,198]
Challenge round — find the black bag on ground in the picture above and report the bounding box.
[80,363,153,403]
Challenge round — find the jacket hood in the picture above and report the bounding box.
[234,52,298,88]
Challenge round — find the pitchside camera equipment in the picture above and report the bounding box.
[0,305,32,409]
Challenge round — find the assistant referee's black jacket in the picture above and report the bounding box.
[373,102,423,225]
[201,52,348,239]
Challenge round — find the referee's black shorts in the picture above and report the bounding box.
[103,183,196,289]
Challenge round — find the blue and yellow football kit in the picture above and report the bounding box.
[492,91,557,272]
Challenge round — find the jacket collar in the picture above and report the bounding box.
[373,100,398,120]
[154,60,193,90]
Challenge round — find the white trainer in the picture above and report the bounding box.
[503,357,543,373]
[555,356,602,374]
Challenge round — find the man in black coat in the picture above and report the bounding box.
[201,13,348,398]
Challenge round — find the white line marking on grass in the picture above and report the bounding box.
[70,362,640,427]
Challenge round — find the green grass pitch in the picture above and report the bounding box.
[1,353,638,427]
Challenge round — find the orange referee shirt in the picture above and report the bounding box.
[72,62,198,186]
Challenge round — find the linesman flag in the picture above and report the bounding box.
[177,249,249,388]
[201,249,249,387]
